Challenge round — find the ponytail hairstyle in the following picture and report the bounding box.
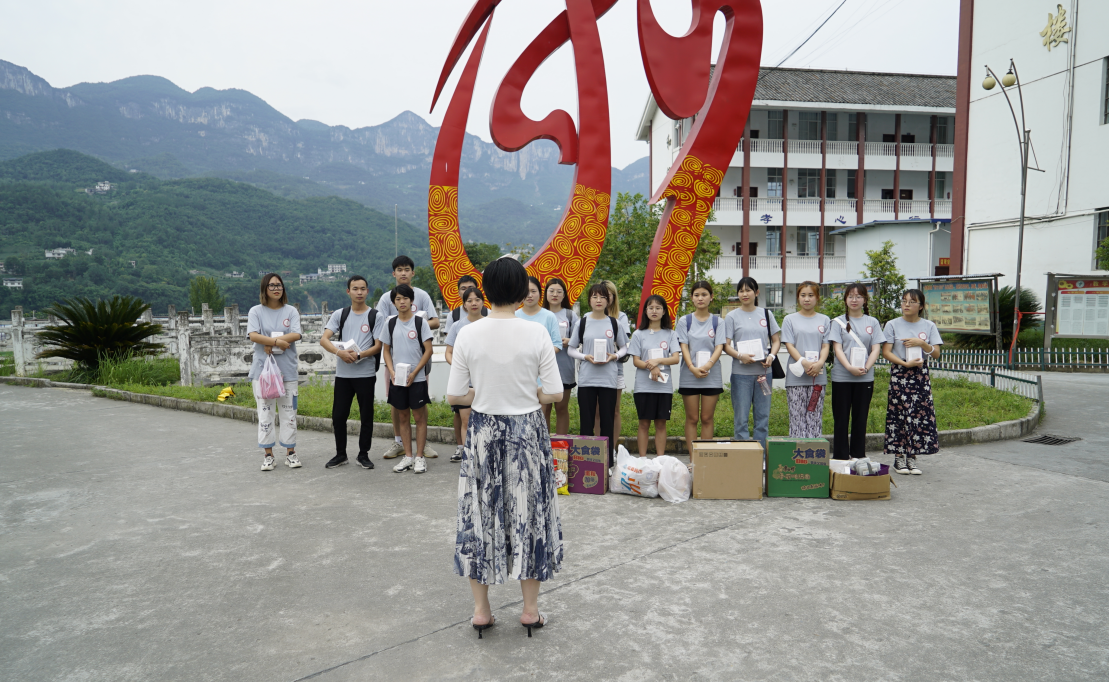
[735,276,759,306]
[639,294,672,330]
[842,282,870,334]
[601,280,621,319]
[542,277,570,311]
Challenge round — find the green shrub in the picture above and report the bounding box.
[93,354,180,386]
[37,296,163,370]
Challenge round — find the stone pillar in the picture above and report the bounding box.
[224,306,238,335]
[231,304,240,335]
[140,308,153,324]
[167,305,177,330]
[202,303,214,335]
[177,311,193,386]
[11,308,26,376]
[47,313,59,326]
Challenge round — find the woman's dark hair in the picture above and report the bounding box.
[690,280,713,297]
[391,255,415,271]
[346,274,368,289]
[586,282,612,308]
[390,283,415,303]
[842,283,870,333]
[481,257,529,306]
[639,294,672,330]
[542,277,570,311]
[902,288,927,313]
[259,273,288,306]
[461,286,484,306]
[526,276,543,298]
[736,276,759,305]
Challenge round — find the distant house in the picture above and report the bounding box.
[45,248,77,259]
[3,278,23,289]
[224,271,245,279]
[189,270,201,275]
[0,262,5,273]
[300,273,320,284]
[326,264,348,274]
[84,181,115,195]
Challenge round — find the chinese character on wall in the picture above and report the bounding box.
[1040,4,1071,52]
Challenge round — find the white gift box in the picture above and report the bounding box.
[336,339,365,362]
[850,346,868,368]
[906,346,923,362]
[696,350,711,368]
[593,338,609,362]
[394,363,411,385]
[735,338,765,361]
[647,347,665,360]
[270,332,285,354]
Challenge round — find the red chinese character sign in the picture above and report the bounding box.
[429,0,763,312]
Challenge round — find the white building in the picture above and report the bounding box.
[326,264,348,274]
[3,278,23,289]
[45,248,77,259]
[637,67,956,308]
[953,0,1109,298]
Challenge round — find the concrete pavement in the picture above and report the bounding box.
[2,381,1107,681]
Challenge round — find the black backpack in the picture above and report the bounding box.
[388,315,432,376]
[336,307,381,371]
[577,315,630,363]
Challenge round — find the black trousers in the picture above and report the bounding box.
[831,381,874,459]
[333,376,376,457]
[578,385,618,466]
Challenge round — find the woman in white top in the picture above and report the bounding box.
[444,286,486,463]
[246,273,302,472]
[881,288,943,475]
[447,257,564,639]
[542,278,576,436]
[780,281,831,438]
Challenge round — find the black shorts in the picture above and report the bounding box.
[388,381,430,411]
[634,392,673,421]
[678,386,725,396]
[450,403,471,414]
[561,382,576,391]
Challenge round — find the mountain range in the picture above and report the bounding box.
[0,59,649,247]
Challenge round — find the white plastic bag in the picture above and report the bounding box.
[256,354,286,400]
[656,455,692,503]
[610,445,661,498]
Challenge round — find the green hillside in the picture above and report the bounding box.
[0,151,430,314]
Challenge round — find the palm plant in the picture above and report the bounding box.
[37,296,164,370]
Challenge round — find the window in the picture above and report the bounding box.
[824,228,836,256]
[1097,210,1109,255]
[766,227,782,256]
[826,171,837,199]
[763,284,784,308]
[935,172,948,200]
[767,168,783,197]
[937,116,950,144]
[768,110,784,139]
[847,170,856,199]
[848,113,857,141]
[798,169,821,198]
[797,226,819,256]
[1103,59,1109,125]
[749,186,759,198]
[798,112,820,141]
[827,113,838,142]
[881,189,895,200]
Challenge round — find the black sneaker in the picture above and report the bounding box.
[325,454,349,469]
[356,454,374,469]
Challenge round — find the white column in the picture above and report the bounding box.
[177,311,193,386]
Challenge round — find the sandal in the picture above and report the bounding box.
[471,615,495,639]
[521,612,546,638]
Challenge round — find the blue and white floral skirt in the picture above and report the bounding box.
[454,409,563,585]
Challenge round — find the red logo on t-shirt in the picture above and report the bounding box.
[282,319,290,328]
[708,329,715,338]
[407,330,417,339]
[759,319,768,327]
[660,341,668,350]
[605,329,613,339]
[918,332,928,340]
[360,323,370,334]
[818,325,826,334]
[866,325,874,334]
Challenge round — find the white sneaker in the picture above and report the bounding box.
[414,457,427,474]
[422,444,438,458]
[392,456,414,473]
[383,442,406,459]
[286,453,302,468]
[261,455,275,471]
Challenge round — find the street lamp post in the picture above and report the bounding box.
[982,60,1029,363]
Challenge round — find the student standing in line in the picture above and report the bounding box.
[629,294,681,456]
[827,283,885,460]
[723,277,781,451]
[445,287,487,463]
[320,275,385,470]
[882,289,942,475]
[677,281,725,454]
[376,255,440,459]
[781,281,831,439]
[247,273,303,471]
[595,280,631,449]
[445,275,484,337]
[542,277,576,435]
[516,276,564,357]
[566,282,628,466]
[382,284,435,474]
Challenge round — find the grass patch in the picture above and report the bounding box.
[0,351,13,377]
[101,367,1032,437]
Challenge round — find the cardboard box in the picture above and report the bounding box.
[690,440,764,500]
[766,437,830,498]
[829,470,892,501]
[553,434,608,495]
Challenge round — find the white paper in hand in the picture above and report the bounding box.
[805,350,824,375]
[696,351,711,368]
[647,347,664,361]
[593,338,609,363]
[906,346,923,362]
[269,332,285,354]
[850,346,867,368]
[735,338,765,361]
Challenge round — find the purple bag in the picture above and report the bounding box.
[256,354,286,400]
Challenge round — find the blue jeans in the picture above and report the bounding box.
[731,370,772,450]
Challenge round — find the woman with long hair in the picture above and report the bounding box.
[542,277,576,436]
[628,294,681,456]
[827,283,885,460]
[780,281,831,438]
[246,273,302,471]
[723,277,780,450]
[677,281,725,453]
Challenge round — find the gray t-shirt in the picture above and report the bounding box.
[325,307,387,379]
[724,307,781,376]
[781,312,831,387]
[628,328,680,394]
[676,314,726,389]
[375,288,436,321]
[827,314,885,383]
[246,304,302,382]
[383,314,434,383]
[883,317,943,362]
[550,308,577,386]
[570,315,628,389]
[445,313,482,346]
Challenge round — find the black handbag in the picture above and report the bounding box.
[764,308,786,379]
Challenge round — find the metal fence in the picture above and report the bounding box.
[940,348,1109,371]
[874,359,1043,402]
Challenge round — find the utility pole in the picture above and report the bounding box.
[394,204,398,258]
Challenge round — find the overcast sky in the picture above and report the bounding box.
[3,0,959,169]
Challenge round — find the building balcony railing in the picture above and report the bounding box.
[712,197,951,219]
[712,255,847,272]
[864,141,898,156]
[735,139,954,159]
[826,141,858,156]
[788,140,822,155]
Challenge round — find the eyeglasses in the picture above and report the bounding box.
[847,295,865,300]
[267,284,284,290]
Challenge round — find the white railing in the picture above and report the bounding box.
[826,141,858,156]
[749,139,783,154]
[825,199,857,213]
[935,200,952,215]
[713,197,743,212]
[711,256,849,272]
[899,200,932,216]
[900,142,933,158]
[864,141,897,156]
[823,256,846,271]
[787,198,822,212]
[788,140,822,155]
[864,199,896,213]
[936,144,954,157]
[750,197,783,211]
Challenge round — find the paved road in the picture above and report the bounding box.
[2,381,1107,681]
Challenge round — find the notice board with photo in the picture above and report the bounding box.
[1051,277,1109,338]
[921,279,994,334]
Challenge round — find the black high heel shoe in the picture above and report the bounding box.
[521,612,546,638]
[471,615,495,639]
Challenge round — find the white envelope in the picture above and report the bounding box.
[593,338,609,362]
[850,346,868,368]
[735,338,765,361]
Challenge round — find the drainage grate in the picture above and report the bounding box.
[1023,434,1081,446]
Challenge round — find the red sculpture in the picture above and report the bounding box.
[429,0,763,315]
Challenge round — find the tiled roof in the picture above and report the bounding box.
[753,67,956,109]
